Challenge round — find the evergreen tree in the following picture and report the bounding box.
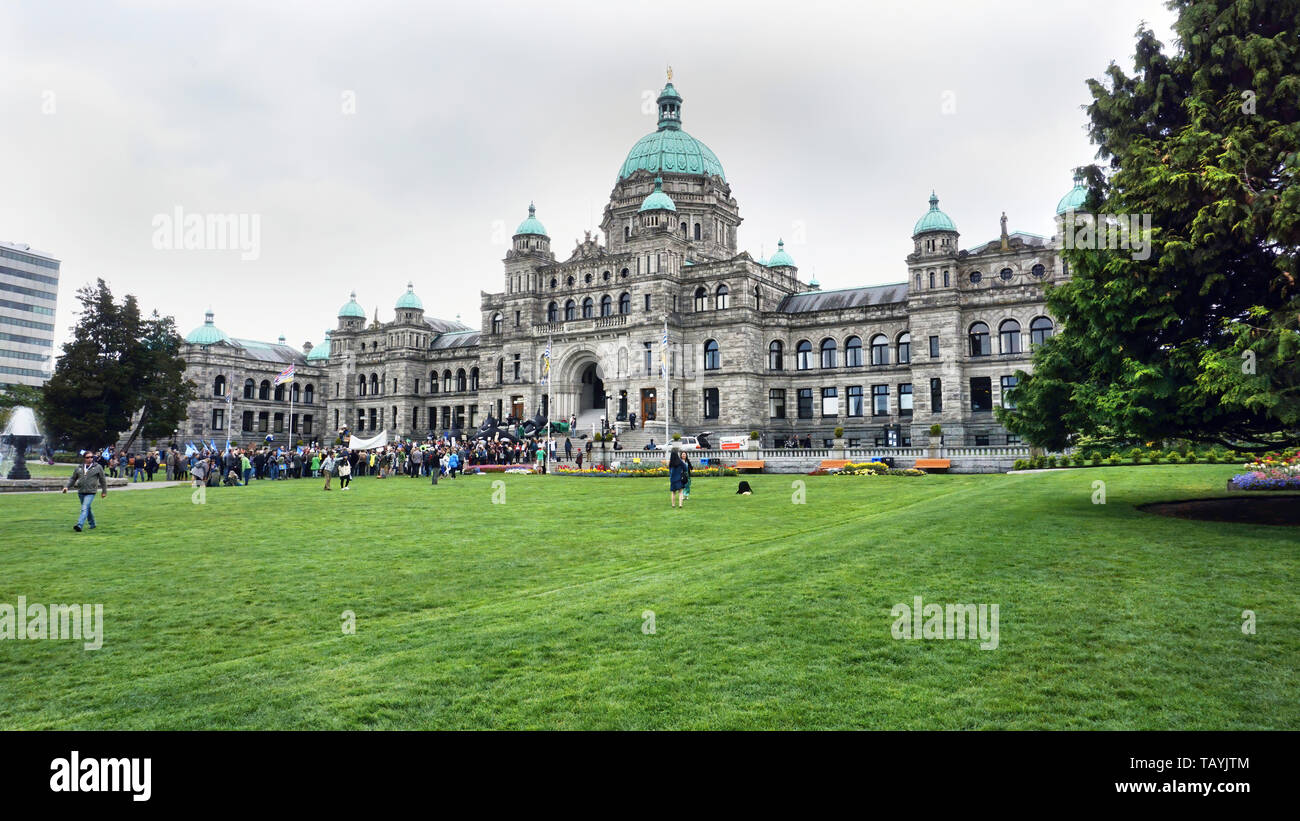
[1001,0,1299,451]
[40,279,195,450]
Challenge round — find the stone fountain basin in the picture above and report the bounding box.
[0,477,130,493]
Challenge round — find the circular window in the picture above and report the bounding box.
[969,271,982,284]
[584,273,593,284]
[1031,264,1045,278]
[1000,268,1013,281]
[566,276,574,287]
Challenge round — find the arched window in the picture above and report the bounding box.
[915,273,921,289]
[369,373,379,395]
[694,286,707,311]
[694,223,702,240]
[754,285,763,311]
[820,338,837,369]
[582,297,594,318]
[564,300,576,321]
[618,292,631,314]
[680,221,688,237]
[999,319,1022,354]
[897,332,911,364]
[547,302,558,322]
[845,336,863,367]
[305,384,314,404]
[716,284,729,309]
[243,378,255,399]
[796,340,812,370]
[443,370,452,392]
[356,376,365,397]
[291,383,300,403]
[274,383,285,401]
[869,334,889,365]
[768,340,784,370]
[470,368,479,391]
[928,271,935,289]
[703,339,720,370]
[969,322,991,356]
[456,369,467,392]
[1030,316,1055,346]
[213,375,226,396]
[600,295,612,317]
[491,313,503,334]
[430,370,439,393]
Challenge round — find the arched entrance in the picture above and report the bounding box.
[579,362,605,412]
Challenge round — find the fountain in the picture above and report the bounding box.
[2,406,43,480]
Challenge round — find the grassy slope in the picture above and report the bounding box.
[0,465,1295,729]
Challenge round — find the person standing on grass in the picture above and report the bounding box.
[241,450,252,485]
[321,451,335,490]
[338,455,352,490]
[63,450,107,532]
[668,447,687,509]
[429,447,440,486]
[681,452,693,502]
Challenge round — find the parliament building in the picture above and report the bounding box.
[178,76,1087,449]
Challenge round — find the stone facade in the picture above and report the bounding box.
[178,77,1077,449]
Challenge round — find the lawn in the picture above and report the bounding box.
[0,465,1295,729]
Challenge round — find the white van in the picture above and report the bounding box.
[676,436,704,450]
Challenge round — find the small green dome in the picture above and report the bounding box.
[306,330,332,361]
[639,177,677,212]
[395,281,423,310]
[185,310,230,345]
[1056,174,1088,214]
[619,81,724,182]
[767,239,796,268]
[338,290,366,318]
[514,203,548,237]
[913,191,957,235]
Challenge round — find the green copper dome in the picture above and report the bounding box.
[185,310,230,345]
[638,177,677,212]
[913,191,957,235]
[306,330,332,361]
[1056,175,1088,214]
[618,80,725,182]
[338,290,365,318]
[514,203,548,237]
[395,281,423,310]
[767,239,796,268]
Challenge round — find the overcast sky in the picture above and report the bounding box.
[1,0,1178,354]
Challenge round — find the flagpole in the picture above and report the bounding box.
[663,316,670,448]
[545,334,552,470]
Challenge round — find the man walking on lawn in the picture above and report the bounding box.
[63,450,108,531]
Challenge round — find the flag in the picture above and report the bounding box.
[184,443,196,457]
[274,365,295,385]
[659,321,669,378]
[208,439,218,452]
[540,338,551,386]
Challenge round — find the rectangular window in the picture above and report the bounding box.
[514,310,521,327]
[872,385,889,416]
[797,388,813,419]
[644,342,653,374]
[930,378,942,413]
[821,387,838,417]
[974,434,990,447]
[303,415,313,435]
[356,409,364,432]
[211,408,225,430]
[242,410,254,431]
[971,377,993,412]
[513,354,520,381]
[769,389,786,419]
[703,387,719,419]
[1001,375,1018,409]
[929,335,940,358]
[273,412,284,433]
[899,383,913,416]
[369,408,378,429]
[847,385,863,417]
[644,293,651,311]
[1007,433,1022,445]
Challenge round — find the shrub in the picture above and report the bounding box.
[1128,447,1144,463]
[1167,452,1182,464]
[1013,459,1029,471]
[1089,453,1102,465]
[749,430,760,440]
[833,427,844,439]
[929,424,942,436]
[1105,454,1122,465]
[1148,451,1164,464]
[1032,455,1046,469]
[671,433,681,441]
[1045,455,1057,468]
[1072,454,1087,467]
[1185,451,1199,464]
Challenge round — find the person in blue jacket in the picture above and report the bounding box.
[668,446,688,509]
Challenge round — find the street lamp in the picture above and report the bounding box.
[601,392,612,467]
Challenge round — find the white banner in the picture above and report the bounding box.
[348,430,388,450]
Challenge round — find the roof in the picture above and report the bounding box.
[639,177,677,212]
[423,316,472,333]
[767,239,795,268]
[429,329,481,350]
[1056,176,1088,214]
[185,311,230,345]
[228,337,310,366]
[306,330,331,361]
[968,231,1050,252]
[775,283,909,313]
[338,290,366,318]
[619,82,726,184]
[395,282,423,310]
[913,191,957,235]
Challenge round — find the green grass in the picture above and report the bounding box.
[0,465,1295,729]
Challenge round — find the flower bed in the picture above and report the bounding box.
[832,462,927,477]
[553,465,737,478]
[1229,449,1300,491]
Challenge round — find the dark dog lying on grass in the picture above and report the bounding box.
[737,481,753,495]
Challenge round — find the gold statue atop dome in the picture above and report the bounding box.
[666,65,672,82]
